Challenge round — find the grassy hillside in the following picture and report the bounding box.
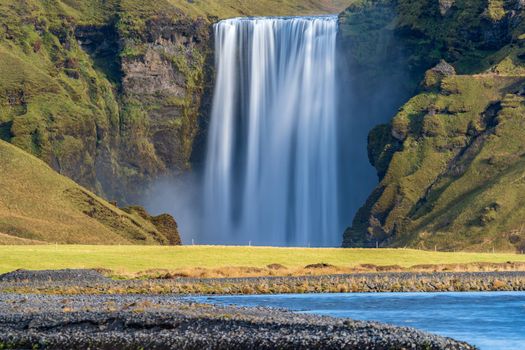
[0,140,179,244]
[58,0,351,22]
[164,0,351,18]
[343,0,525,252]
[1,245,524,275]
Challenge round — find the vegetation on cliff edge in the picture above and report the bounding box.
[343,0,525,252]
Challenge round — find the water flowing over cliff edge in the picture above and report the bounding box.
[202,16,341,246]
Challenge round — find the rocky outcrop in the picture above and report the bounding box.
[122,206,181,245]
[439,0,455,15]
[422,60,456,90]
[342,0,525,251]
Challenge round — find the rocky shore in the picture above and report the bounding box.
[2,269,523,348]
[0,293,475,350]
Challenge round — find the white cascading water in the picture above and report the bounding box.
[203,16,340,247]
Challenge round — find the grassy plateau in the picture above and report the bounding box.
[1,245,525,278]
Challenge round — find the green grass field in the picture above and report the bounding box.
[1,245,525,275]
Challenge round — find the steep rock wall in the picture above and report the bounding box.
[116,13,213,203]
[0,1,213,204]
[342,0,525,252]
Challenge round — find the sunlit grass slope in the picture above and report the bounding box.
[21,0,353,26]
[165,0,352,18]
[0,140,172,245]
[1,245,525,274]
[56,0,353,23]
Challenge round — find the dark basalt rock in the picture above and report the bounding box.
[117,14,214,204]
[122,206,182,245]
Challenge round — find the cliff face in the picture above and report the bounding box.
[6,0,524,251]
[114,12,213,203]
[0,1,119,198]
[342,0,525,252]
[0,1,214,204]
[0,0,352,205]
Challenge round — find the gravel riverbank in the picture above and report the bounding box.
[0,269,521,349]
[0,293,475,350]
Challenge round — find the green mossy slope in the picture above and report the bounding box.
[0,139,180,244]
[0,0,121,196]
[343,0,525,252]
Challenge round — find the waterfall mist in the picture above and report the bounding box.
[144,14,410,247]
[202,16,341,247]
[336,17,415,230]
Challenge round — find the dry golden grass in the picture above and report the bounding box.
[0,232,45,245]
[0,140,169,244]
[121,261,525,279]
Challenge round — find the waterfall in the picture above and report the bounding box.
[203,16,340,247]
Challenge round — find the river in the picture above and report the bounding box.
[194,292,525,350]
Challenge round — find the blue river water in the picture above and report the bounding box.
[193,292,525,350]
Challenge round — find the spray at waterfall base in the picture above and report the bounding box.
[148,16,349,247]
